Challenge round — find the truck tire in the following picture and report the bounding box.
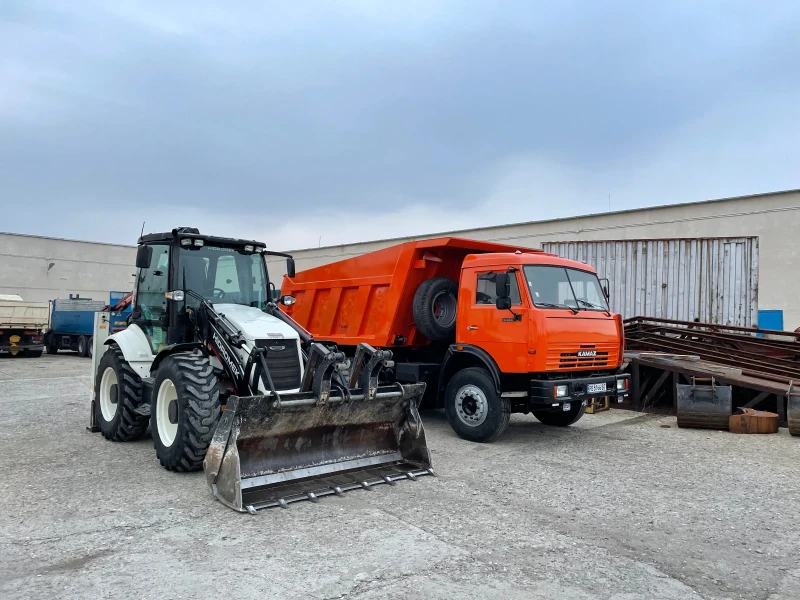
[78,335,88,357]
[533,402,586,427]
[46,333,58,354]
[94,345,149,441]
[26,348,43,358]
[413,277,458,343]
[151,352,220,472]
[445,367,510,442]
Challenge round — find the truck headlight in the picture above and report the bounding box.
[616,378,628,391]
[554,385,569,398]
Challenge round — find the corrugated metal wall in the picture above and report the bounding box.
[541,238,759,326]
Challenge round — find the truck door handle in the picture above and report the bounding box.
[467,326,478,331]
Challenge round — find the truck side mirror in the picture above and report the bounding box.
[495,272,510,300]
[599,277,610,301]
[286,257,296,278]
[496,297,512,310]
[136,245,153,269]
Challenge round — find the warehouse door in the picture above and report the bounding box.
[541,238,759,327]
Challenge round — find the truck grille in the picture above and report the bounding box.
[546,343,618,370]
[257,340,302,390]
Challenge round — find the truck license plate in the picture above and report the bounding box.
[587,383,607,393]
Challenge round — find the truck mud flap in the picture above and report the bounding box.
[676,377,732,430]
[203,382,433,513]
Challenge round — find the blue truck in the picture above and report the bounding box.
[45,292,131,357]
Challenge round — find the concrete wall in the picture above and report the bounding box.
[267,190,800,330]
[0,233,137,303]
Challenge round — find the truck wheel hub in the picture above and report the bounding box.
[431,291,457,328]
[455,385,488,427]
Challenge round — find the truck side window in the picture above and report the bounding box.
[476,272,521,305]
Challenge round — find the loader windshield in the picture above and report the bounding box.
[178,246,268,309]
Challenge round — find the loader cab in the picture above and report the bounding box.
[132,228,273,353]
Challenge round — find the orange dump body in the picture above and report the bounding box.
[281,237,538,349]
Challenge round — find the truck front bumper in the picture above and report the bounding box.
[529,374,630,410]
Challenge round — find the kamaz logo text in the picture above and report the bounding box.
[577,350,597,357]
[213,331,242,377]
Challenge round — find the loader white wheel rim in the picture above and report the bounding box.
[455,384,488,427]
[99,367,118,422]
[156,379,179,447]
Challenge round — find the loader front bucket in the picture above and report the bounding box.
[204,383,433,513]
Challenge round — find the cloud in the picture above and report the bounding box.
[1,0,799,249]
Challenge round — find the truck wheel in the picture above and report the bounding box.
[46,334,58,354]
[78,335,88,357]
[413,277,458,342]
[445,367,510,442]
[151,353,220,472]
[95,345,149,441]
[533,402,586,426]
[26,348,43,358]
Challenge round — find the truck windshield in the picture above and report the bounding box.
[523,265,609,312]
[177,246,268,309]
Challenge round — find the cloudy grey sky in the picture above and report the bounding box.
[2,1,799,250]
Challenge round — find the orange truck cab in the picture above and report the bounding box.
[280,237,629,442]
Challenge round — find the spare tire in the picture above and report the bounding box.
[413,277,458,342]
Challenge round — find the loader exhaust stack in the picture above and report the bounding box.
[204,343,434,513]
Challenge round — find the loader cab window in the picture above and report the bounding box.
[135,244,170,353]
[177,245,268,309]
[475,271,521,305]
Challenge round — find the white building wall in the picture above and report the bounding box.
[268,190,800,330]
[0,233,137,303]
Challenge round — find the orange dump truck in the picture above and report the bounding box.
[280,237,629,442]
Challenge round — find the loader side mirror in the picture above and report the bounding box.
[286,257,296,278]
[136,245,153,269]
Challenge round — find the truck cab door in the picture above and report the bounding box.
[458,269,529,373]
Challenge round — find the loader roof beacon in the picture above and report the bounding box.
[88,228,433,513]
[280,237,631,442]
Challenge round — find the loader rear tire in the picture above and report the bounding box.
[151,352,220,472]
[413,277,458,343]
[95,345,149,441]
[445,367,510,443]
[533,402,586,426]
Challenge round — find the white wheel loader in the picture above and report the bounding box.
[89,227,433,512]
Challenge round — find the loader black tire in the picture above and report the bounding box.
[151,352,220,472]
[78,335,88,357]
[413,277,458,343]
[445,367,510,443]
[94,345,149,441]
[533,402,586,426]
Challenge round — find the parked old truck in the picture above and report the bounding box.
[280,237,630,442]
[45,292,131,357]
[0,294,48,357]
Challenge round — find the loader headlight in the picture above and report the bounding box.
[180,238,191,246]
[280,295,296,306]
[244,244,254,253]
[193,239,204,247]
[165,290,185,301]
[554,385,569,398]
